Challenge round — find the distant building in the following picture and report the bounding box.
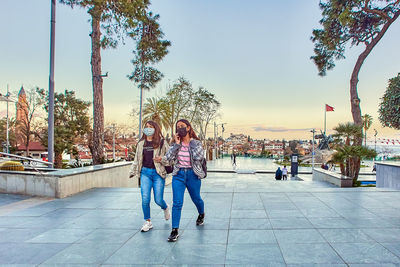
[16,141,47,159]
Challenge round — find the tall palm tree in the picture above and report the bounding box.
[362,114,373,147]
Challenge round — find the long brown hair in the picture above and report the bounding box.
[140,120,163,148]
[176,119,200,140]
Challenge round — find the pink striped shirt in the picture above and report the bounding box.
[177,143,191,168]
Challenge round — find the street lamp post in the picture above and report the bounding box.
[214,122,217,159]
[374,129,378,160]
[0,85,16,153]
[214,122,226,159]
[6,85,9,153]
[112,123,115,160]
[310,129,316,173]
[105,124,116,161]
[48,0,56,168]
[220,123,226,158]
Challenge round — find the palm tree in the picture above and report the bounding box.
[142,97,169,133]
[331,122,376,185]
[362,114,373,147]
[332,122,363,146]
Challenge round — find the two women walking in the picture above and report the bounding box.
[129,119,206,242]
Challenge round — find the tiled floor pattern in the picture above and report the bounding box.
[0,172,399,266]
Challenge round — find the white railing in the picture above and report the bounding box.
[0,152,53,173]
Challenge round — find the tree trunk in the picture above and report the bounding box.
[339,163,345,175]
[54,152,63,169]
[349,11,400,183]
[91,14,104,165]
[25,138,30,157]
[364,131,367,147]
[345,159,350,177]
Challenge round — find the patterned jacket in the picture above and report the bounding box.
[162,139,206,179]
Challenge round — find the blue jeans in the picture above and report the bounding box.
[140,167,168,220]
[172,168,204,229]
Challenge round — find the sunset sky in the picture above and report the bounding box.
[1,0,399,140]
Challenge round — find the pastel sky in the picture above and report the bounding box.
[1,0,399,140]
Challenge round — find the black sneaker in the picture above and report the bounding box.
[168,228,179,242]
[196,213,205,226]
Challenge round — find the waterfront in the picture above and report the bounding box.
[207,157,387,181]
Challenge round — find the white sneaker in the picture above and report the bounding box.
[141,220,153,232]
[164,204,171,221]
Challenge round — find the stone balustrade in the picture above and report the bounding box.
[312,168,353,187]
[0,162,137,198]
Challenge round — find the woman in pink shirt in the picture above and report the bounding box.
[158,119,206,242]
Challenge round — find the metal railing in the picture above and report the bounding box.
[0,152,53,174]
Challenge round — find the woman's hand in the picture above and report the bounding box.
[153,156,162,163]
[174,133,180,144]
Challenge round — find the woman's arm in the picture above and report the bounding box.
[162,143,181,163]
[129,142,140,177]
[158,139,171,166]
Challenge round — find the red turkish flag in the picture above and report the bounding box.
[326,104,335,112]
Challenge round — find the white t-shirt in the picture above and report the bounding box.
[282,167,288,175]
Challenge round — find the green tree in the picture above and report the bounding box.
[188,87,220,141]
[128,12,170,136]
[16,87,46,156]
[361,114,373,146]
[311,1,400,127]
[128,12,170,91]
[331,122,376,184]
[379,73,400,130]
[60,0,152,165]
[161,77,194,137]
[38,89,91,168]
[0,118,17,153]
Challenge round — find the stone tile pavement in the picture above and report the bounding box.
[0,172,400,266]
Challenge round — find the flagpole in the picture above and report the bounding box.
[324,104,326,135]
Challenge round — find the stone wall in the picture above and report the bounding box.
[376,162,400,190]
[312,169,353,187]
[0,162,138,198]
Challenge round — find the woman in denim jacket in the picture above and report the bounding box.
[129,121,170,232]
[159,119,206,242]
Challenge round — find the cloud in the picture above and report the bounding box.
[253,126,314,132]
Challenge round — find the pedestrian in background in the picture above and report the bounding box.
[282,165,288,180]
[275,167,282,180]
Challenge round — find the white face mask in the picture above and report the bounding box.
[143,127,155,136]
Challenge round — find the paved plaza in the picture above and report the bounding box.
[1,172,400,266]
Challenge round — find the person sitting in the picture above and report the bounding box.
[323,163,329,170]
[275,167,282,180]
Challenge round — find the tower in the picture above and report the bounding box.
[16,86,28,145]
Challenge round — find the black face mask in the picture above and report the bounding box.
[177,127,188,138]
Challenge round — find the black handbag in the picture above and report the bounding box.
[160,139,173,174]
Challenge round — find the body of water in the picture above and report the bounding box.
[207,157,390,181]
